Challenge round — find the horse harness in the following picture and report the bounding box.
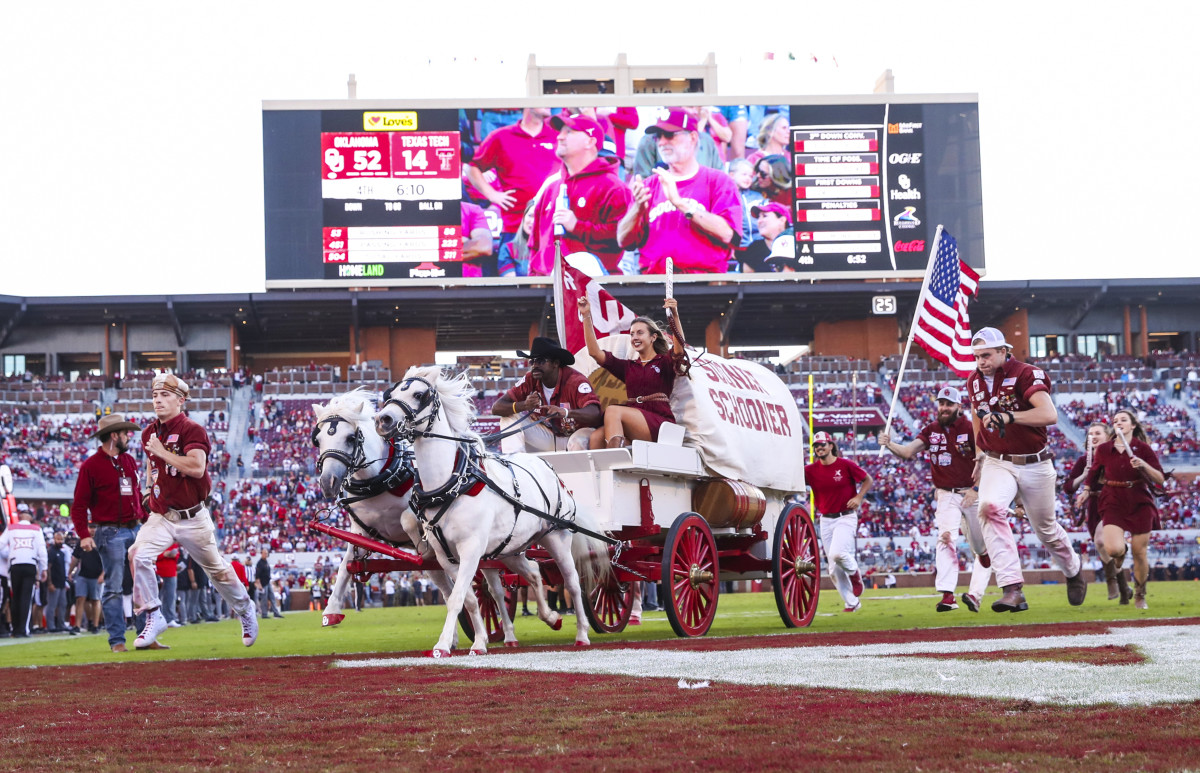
[383,374,617,564]
[313,412,416,548]
[408,440,575,564]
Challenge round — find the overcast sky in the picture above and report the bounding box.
[2,1,1193,298]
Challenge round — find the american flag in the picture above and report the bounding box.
[911,230,980,376]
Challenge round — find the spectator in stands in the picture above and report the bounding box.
[497,202,534,277]
[69,413,146,652]
[746,113,792,167]
[528,112,632,276]
[747,202,798,273]
[618,108,742,275]
[492,337,601,453]
[751,154,793,207]
[459,199,495,279]
[632,108,724,179]
[464,108,560,275]
[728,159,765,266]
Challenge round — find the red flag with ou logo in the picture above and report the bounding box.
[554,257,638,355]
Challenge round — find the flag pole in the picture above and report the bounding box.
[552,182,568,346]
[808,372,815,514]
[880,224,944,452]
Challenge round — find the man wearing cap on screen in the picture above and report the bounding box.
[804,431,873,613]
[617,108,743,275]
[879,386,993,613]
[527,111,632,276]
[965,327,1087,613]
[492,337,602,453]
[128,373,257,650]
[70,413,146,651]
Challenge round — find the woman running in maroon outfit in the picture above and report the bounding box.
[1063,422,1132,604]
[578,296,686,448]
[1075,410,1165,609]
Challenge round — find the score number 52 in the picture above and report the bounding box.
[324,148,382,174]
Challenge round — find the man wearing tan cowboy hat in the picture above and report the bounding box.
[964,327,1086,613]
[70,412,146,652]
[492,337,602,453]
[128,372,257,650]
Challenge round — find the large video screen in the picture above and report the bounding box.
[262,98,982,286]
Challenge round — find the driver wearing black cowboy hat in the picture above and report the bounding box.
[492,337,602,453]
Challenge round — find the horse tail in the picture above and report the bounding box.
[570,508,612,589]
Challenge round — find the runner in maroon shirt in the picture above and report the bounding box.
[880,386,991,613]
[804,431,872,612]
[577,295,687,448]
[127,373,257,650]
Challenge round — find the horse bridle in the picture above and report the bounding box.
[381,376,440,441]
[311,415,367,473]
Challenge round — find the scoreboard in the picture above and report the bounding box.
[263,97,982,287]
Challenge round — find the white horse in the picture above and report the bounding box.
[312,389,515,645]
[374,366,611,656]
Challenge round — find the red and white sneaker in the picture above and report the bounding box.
[135,609,167,650]
[936,592,959,612]
[849,571,864,598]
[961,593,981,613]
[238,606,259,647]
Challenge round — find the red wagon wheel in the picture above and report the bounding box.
[582,573,634,634]
[772,504,821,628]
[661,512,719,637]
[457,571,517,644]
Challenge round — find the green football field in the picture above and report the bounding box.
[3,581,1195,669]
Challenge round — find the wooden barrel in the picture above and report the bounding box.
[691,478,767,530]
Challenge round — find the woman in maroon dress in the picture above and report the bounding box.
[1063,422,1131,603]
[1075,410,1166,609]
[578,296,686,448]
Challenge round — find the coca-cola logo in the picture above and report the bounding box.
[893,239,925,252]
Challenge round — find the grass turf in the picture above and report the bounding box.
[1,580,1195,668]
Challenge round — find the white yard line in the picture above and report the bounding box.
[334,624,1200,706]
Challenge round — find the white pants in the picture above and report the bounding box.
[977,456,1079,588]
[819,513,860,607]
[933,489,986,593]
[129,508,252,616]
[967,556,993,600]
[499,416,591,454]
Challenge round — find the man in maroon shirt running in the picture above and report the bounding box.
[804,431,873,612]
[880,386,992,612]
[128,374,258,650]
[966,327,1086,612]
[70,413,146,652]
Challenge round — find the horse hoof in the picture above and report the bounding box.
[504,641,520,648]
[469,648,487,656]
[322,614,345,627]
[574,641,590,647]
[551,618,563,631]
[426,649,452,659]
[628,615,641,626]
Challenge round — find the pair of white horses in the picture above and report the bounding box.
[311,366,610,656]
